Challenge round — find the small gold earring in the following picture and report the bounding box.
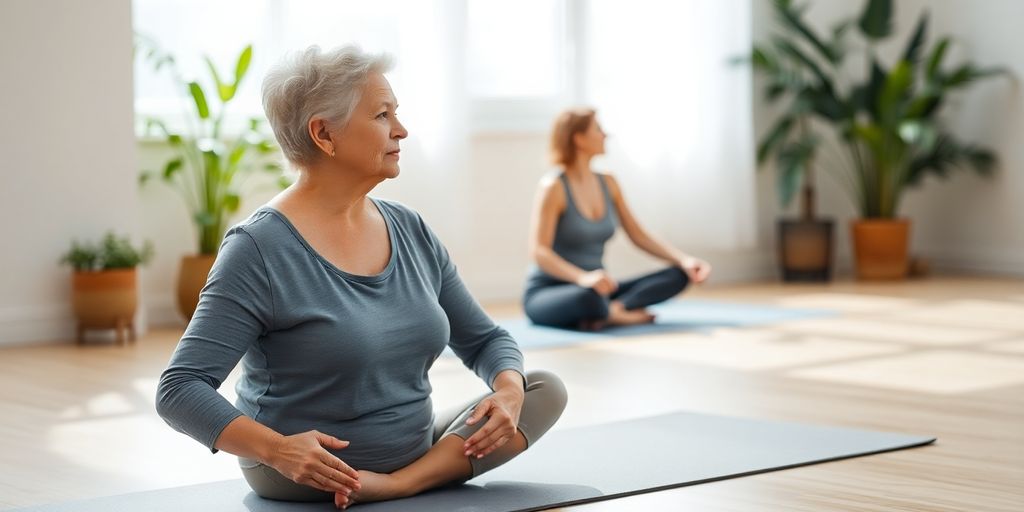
[330,149,336,157]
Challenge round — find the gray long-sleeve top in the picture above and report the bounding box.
[156,199,525,473]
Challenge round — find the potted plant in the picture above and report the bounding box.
[743,0,851,281]
[61,233,154,345]
[136,36,288,319]
[748,0,1004,280]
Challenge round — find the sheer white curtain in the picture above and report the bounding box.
[582,0,756,252]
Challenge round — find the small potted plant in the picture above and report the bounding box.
[61,233,154,345]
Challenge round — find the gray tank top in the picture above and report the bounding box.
[547,173,618,273]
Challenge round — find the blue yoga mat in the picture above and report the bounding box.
[493,299,832,351]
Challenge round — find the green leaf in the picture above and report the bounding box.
[925,38,950,81]
[773,38,837,97]
[775,139,815,208]
[852,122,884,155]
[203,149,221,182]
[263,162,284,173]
[806,85,848,121]
[750,47,777,73]
[902,12,929,64]
[224,193,240,213]
[139,171,152,186]
[878,60,913,124]
[234,45,253,85]
[276,175,292,189]
[777,157,803,208]
[757,116,795,165]
[205,56,234,102]
[859,0,893,40]
[255,140,277,154]
[906,135,997,186]
[188,81,210,119]
[965,147,996,176]
[162,158,183,180]
[145,117,171,138]
[905,88,941,119]
[943,65,1005,89]
[168,134,183,146]
[228,144,246,168]
[194,211,217,227]
[774,0,838,64]
[859,59,887,119]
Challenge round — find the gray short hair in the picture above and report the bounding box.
[261,45,394,168]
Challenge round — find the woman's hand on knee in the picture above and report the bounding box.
[463,390,524,459]
[577,270,618,296]
[268,430,361,495]
[677,255,712,284]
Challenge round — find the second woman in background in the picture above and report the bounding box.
[524,108,712,330]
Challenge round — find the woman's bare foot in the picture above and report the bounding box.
[337,470,409,509]
[606,301,656,326]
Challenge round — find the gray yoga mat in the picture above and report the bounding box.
[16,411,933,512]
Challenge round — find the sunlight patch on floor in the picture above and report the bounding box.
[787,350,1024,394]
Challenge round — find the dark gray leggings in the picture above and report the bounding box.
[524,266,689,328]
[239,370,568,502]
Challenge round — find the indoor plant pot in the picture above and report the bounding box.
[779,218,834,281]
[177,254,217,320]
[72,268,138,345]
[62,233,153,345]
[851,218,910,280]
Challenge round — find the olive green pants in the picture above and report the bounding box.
[240,370,568,502]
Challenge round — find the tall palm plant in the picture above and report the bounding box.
[751,0,1003,220]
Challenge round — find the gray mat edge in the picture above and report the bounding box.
[512,436,937,512]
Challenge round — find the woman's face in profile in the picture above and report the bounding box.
[578,117,607,156]
[332,72,408,179]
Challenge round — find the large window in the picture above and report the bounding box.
[132,0,573,134]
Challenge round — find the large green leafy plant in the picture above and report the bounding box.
[136,37,288,254]
[749,0,1004,219]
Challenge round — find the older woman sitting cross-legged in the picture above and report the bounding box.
[156,45,567,509]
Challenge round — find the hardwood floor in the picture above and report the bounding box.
[1,276,1022,511]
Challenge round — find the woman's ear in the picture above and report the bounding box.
[308,117,335,157]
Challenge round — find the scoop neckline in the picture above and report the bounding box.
[561,173,611,224]
[258,198,398,284]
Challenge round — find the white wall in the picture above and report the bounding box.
[0,0,137,345]
[752,0,1024,276]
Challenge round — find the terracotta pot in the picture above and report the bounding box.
[177,254,217,321]
[851,219,910,280]
[778,219,834,282]
[72,268,137,345]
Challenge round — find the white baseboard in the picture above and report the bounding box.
[0,293,185,347]
[924,246,1024,277]
[0,303,76,346]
